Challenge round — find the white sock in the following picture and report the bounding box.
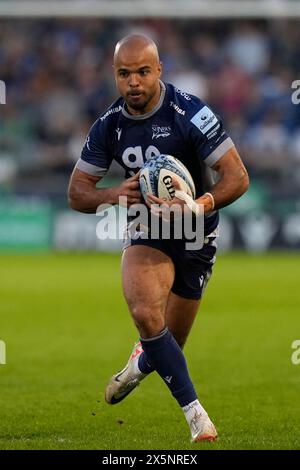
[182,399,208,426]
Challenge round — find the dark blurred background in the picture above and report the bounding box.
[1,5,300,251]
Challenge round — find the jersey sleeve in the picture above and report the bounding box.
[75,118,113,177]
[189,104,235,167]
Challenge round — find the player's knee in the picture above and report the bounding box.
[131,305,165,336]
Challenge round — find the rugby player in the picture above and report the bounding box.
[68,34,249,442]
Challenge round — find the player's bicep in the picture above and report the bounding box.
[69,168,101,188]
[68,168,102,204]
[75,118,112,178]
[212,146,249,186]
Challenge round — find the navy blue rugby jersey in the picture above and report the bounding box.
[76,81,235,235]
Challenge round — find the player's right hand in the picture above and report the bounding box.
[115,172,143,207]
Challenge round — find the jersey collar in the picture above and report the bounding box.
[121,80,166,120]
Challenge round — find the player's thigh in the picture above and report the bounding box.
[122,244,175,322]
[166,292,201,348]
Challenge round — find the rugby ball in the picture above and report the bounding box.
[139,154,195,202]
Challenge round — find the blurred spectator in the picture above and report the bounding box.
[225,23,270,75]
[208,58,253,115]
[243,109,290,182]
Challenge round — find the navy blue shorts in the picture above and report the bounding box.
[123,235,217,300]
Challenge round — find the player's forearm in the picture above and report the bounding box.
[196,166,249,213]
[68,183,118,213]
[196,147,250,213]
[209,168,249,209]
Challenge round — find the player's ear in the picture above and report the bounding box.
[158,61,163,77]
[112,65,118,85]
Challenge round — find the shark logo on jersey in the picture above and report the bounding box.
[152,125,171,139]
[116,128,122,141]
[190,106,218,135]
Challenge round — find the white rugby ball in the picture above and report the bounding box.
[139,154,195,203]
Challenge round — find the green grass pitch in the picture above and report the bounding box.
[0,252,299,450]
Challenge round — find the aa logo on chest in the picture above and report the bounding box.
[121,145,161,168]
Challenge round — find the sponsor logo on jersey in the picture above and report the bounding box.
[164,376,172,383]
[152,124,171,139]
[190,106,218,134]
[207,123,220,140]
[170,101,186,115]
[121,145,160,168]
[100,105,122,121]
[174,87,191,100]
[116,128,122,141]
